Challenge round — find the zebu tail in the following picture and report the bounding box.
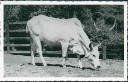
[26,21,38,36]
[26,21,32,34]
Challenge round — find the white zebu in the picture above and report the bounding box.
[26,15,101,69]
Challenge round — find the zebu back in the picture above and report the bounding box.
[27,15,81,46]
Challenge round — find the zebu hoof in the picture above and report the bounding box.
[62,65,66,68]
[79,65,83,69]
[79,66,84,70]
[43,63,47,66]
[80,67,83,69]
[32,63,35,66]
[81,67,85,70]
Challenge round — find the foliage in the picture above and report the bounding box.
[4,5,124,45]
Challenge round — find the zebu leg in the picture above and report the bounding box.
[33,36,47,66]
[77,54,83,69]
[30,38,35,65]
[31,41,35,65]
[31,51,35,65]
[60,42,69,68]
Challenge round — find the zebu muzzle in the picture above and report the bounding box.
[89,56,101,70]
[86,43,101,70]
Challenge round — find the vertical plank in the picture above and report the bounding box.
[6,21,10,54]
[103,42,107,60]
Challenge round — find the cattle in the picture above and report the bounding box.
[26,15,101,70]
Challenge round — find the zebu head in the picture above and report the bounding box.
[70,41,101,70]
[85,42,102,70]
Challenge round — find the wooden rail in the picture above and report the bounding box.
[9,29,26,32]
[10,37,30,40]
[9,44,30,47]
[9,51,63,54]
[9,21,27,25]
[8,50,102,54]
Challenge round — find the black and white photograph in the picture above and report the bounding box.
[0,1,127,81]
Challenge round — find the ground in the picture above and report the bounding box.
[4,53,124,77]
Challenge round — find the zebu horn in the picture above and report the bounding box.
[96,41,103,47]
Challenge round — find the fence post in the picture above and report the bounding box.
[6,21,10,54]
[103,42,106,60]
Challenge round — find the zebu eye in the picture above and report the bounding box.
[92,55,96,57]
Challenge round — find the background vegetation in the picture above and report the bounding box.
[4,5,124,45]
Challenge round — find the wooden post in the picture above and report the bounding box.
[103,42,107,60]
[6,21,10,54]
[73,6,77,18]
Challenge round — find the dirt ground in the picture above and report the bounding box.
[4,53,124,77]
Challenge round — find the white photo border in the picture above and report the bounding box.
[0,1,127,81]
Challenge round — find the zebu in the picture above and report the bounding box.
[26,15,101,70]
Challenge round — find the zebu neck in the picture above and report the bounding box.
[77,28,91,51]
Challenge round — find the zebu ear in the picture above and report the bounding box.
[89,42,94,51]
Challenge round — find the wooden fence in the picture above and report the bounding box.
[4,21,123,60]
